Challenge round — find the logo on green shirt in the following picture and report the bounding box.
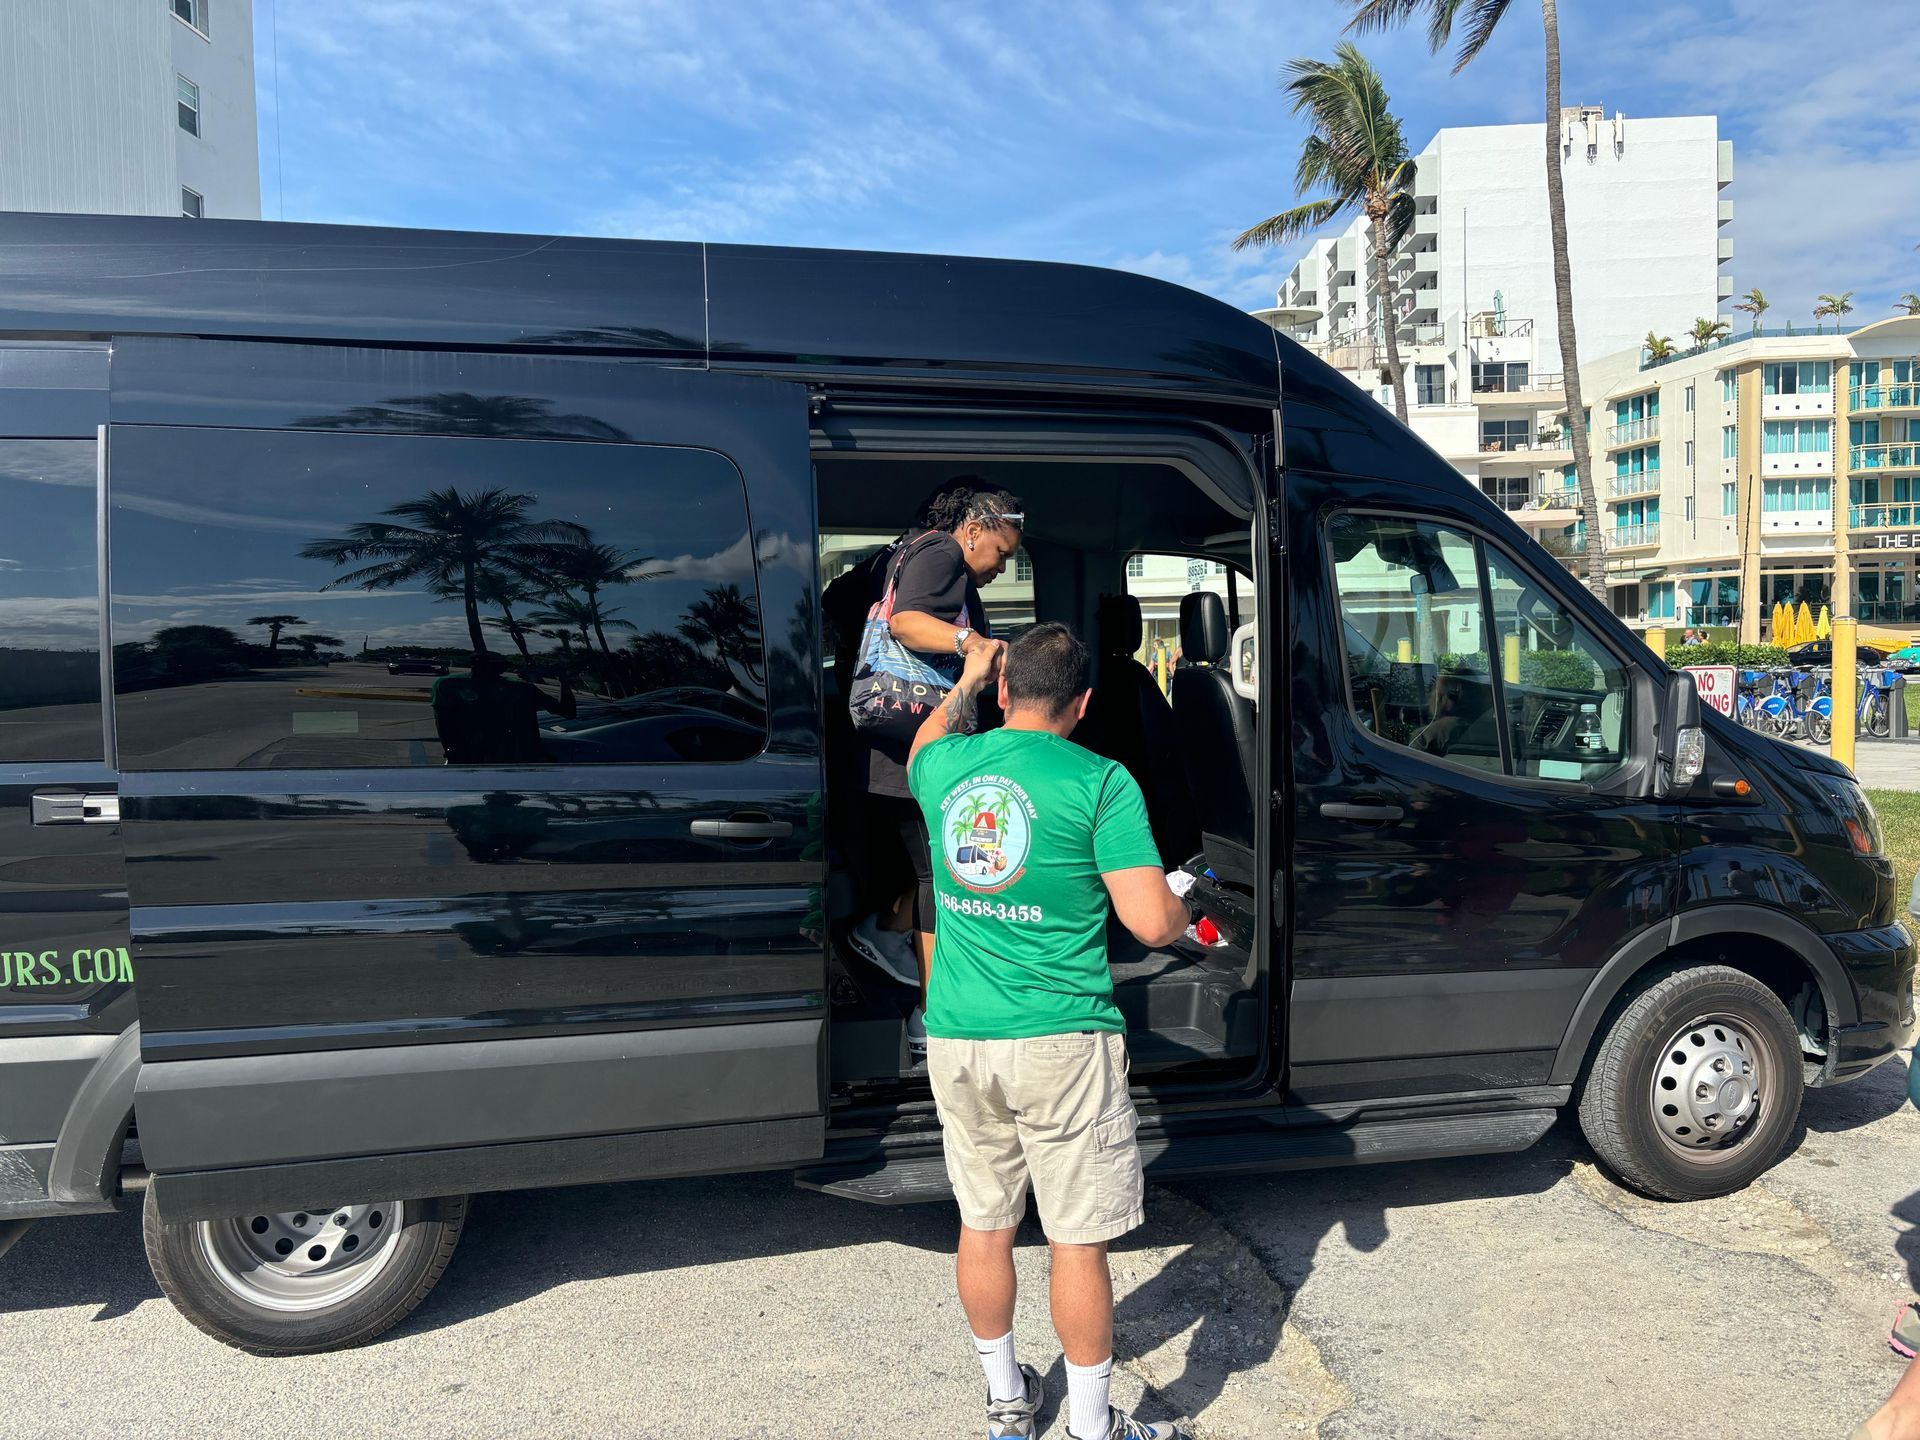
[937,776,1035,893]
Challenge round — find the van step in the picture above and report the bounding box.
[796,1107,1556,1205]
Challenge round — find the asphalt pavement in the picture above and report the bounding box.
[4,1055,1918,1439]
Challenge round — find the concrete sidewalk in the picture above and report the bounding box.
[1790,736,1920,790]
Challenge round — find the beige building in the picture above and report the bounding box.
[1574,315,1920,641]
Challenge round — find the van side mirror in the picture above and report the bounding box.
[1656,669,1706,797]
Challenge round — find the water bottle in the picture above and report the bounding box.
[1576,703,1602,752]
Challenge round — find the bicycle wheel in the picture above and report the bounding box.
[1806,709,1830,745]
[1867,693,1892,738]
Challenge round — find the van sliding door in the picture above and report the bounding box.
[108,340,825,1221]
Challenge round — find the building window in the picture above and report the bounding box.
[1722,482,1737,516]
[1480,418,1528,452]
[1763,361,1831,396]
[1683,384,1695,412]
[171,0,205,32]
[1414,364,1446,406]
[1720,369,1738,403]
[1761,419,1831,455]
[1125,554,1145,579]
[1684,496,1694,522]
[109,427,769,770]
[176,75,200,136]
[1013,548,1033,582]
[1684,440,1695,467]
[1721,425,1737,459]
[1649,583,1675,620]
[180,187,203,219]
[1761,477,1832,513]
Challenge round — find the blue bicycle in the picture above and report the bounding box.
[1757,667,1831,743]
[1859,667,1895,739]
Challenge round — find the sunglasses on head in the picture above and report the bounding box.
[974,510,1025,527]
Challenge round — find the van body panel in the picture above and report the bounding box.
[106,344,832,1188]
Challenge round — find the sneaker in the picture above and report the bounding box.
[848,914,920,987]
[986,1363,1042,1439]
[1090,1407,1182,1440]
[906,1005,928,1060]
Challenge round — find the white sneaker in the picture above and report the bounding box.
[849,914,921,987]
[906,1006,928,1059]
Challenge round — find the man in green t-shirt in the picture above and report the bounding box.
[907,623,1188,1440]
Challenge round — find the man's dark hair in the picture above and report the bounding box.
[1003,623,1089,716]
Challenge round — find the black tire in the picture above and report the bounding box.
[1807,709,1831,745]
[1576,964,1804,1201]
[142,1188,469,1355]
[1869,695,1893,739]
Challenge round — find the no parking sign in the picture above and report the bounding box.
[1684,665,1737,718]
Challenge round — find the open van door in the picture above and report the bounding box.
[0,347,138,1223]
[107,340,826,1222]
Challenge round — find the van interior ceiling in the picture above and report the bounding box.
[812,445,1264,1094]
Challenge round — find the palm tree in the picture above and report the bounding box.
[544,539,670,655]
[1734,287,1770,332]
[468,569,542,658]
[301,487,578,653]
[679,583,764,681]
[1813,292,1854,331]
[1345,0,1604,596]
[1233,43,1417,423]
[1644,331,1676,363]
[1897,293,1920,317]
[530,595,630,654]
[246,613,305,658]
[287,632,343,662]
[1687,316,1730,352]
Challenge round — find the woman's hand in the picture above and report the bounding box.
[959,637,1004,688]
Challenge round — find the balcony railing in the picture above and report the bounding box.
[1847,384,1920,411]
[1605,417,1660,447]
[1468,313,1534,338]
[1471,372,1566,396]
[1851,442,1920,470]
[1608,471,1661,498]
[1687,605,1739,627]
[1398,322,1446,345]
[1610,523,1661,549]
[1851,504,1919,529]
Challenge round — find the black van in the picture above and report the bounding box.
[0,214,1910,1355]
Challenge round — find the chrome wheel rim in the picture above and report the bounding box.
[197,1201,405,1312]
[1649,1014,1770,1164]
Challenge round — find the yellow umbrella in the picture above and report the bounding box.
[1816,606,1831,641]
[1771,600,1787,642]
[1796,601,1815,646]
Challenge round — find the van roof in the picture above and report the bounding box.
[0,212,1451,486]
[0,212,1282,400]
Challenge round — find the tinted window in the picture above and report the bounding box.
[111,428,765,770]
[1329,515,1501,776]
[0,440,101,763]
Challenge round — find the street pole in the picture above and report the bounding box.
[1833,614,1858,773]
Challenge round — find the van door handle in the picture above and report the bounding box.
[1319,799,1403,824]
[690,815,792,840]
[31,791,120,826]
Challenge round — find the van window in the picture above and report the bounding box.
[1329,515,1502,775]
[110,428,766,770]
[1123,553,1236,688]
[1330,512,1632,783]
[0,440,101,762]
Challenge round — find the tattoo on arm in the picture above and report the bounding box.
[943,683,979,734]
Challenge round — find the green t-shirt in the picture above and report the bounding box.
[907,727,1163,1041]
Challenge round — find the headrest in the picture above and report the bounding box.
[1179,591,1229,663]
[1096,593,1143,655]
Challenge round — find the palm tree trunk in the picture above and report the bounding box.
[460,564,489,653]
[1368,206,1409,423]
[1541,0,1605,601]
[496,601,532,658]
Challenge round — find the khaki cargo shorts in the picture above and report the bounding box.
[926,1030,1144,1244]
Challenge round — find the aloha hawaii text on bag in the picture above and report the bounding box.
[848,532,971,745]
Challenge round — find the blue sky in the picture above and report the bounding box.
[255,1,1919,322]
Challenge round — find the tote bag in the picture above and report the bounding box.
[848,533,967,744]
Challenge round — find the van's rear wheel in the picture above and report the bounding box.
[1576,964,1803,1201]
[142,1188,468,1355]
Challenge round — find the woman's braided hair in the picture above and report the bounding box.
[917,475,1025,536]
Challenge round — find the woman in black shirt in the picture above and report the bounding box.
[847,480,1025,1052]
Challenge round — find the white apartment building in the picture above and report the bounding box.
[1259,109,1732,536]
[0,1,260,221]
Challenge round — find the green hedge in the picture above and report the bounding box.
[1666,642,1788,670]
[1440,648,1603,692]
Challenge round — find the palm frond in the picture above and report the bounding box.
[1233,199,1348,251]
[1450,0,1514,70]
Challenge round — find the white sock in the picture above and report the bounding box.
[972,1330,1023,1403]
[1065,1356,1113,1439]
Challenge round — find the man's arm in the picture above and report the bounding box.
[908,640,1002,768]
[1101,867,1189,949]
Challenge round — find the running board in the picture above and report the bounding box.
[795,1108,1557,1205]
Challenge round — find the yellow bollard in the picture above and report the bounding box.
[1396,638,1412,664]
[1645,626,1666,662]
[1503,633,1521,685]
[1832,615,1857,772]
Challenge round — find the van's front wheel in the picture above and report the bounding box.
[142,1188,469,1355]
[1577,964,1804,1201]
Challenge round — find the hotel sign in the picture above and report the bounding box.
[1868,533,1920,549]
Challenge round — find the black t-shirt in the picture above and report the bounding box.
[867,530,988,798]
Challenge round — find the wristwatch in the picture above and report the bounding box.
[953,627,973,656]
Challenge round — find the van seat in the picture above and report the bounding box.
[1077,593,1199,864]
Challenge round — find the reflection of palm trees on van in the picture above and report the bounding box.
[247,614,304,659]
[466,570,543,658]
[679,583,764,685]
[529,594,634,655]
[301,487,579,652]
[543,540,670,654]
[293,392,631,442]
